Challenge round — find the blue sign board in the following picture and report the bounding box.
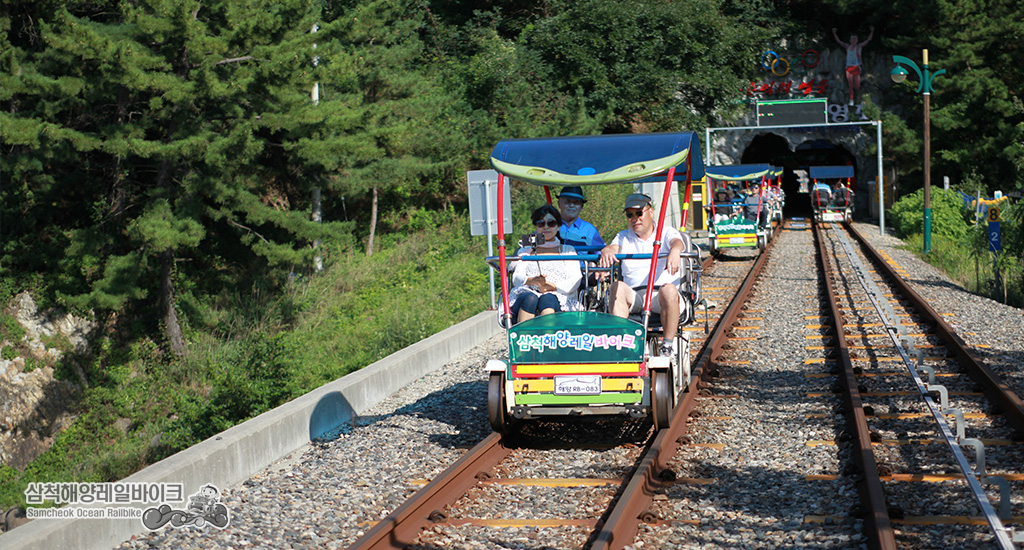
[988,221,1001,252]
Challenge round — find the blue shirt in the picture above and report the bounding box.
[560,218,605,251]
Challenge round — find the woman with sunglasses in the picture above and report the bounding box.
[505,204,583,325]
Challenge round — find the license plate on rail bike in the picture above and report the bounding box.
[729,237,746,244]
[553,375,602,395]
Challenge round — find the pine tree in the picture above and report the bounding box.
[1,0,350,356]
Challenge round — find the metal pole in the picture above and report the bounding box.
[876,120,885,236]
[311,23,323,272]
[483,179,496,310]
[705,127,712,167]
[922,49,932,254]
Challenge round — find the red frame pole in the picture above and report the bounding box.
[756,174,765,217]
[708,178,717,218]
[642,161,680,323]
[543,185,553,205]
[680,159,694,230]
[497,174,512,326]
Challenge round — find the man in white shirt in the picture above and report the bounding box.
[598,193,687,357]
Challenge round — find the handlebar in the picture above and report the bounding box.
[485,251,702,272]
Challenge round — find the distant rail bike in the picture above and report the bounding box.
[768,165,785,222]
[810,165,855,223]
[704,164,774,254]
[484,132,707,434]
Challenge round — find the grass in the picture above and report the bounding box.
[900,232,1023,308]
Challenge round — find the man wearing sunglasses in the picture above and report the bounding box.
[598,193,688,357]
[557,186,605,250]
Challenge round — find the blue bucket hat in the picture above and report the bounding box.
[557,186,587,203]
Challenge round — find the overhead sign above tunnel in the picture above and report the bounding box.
[756,98,828,126]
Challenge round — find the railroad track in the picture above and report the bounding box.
[650,221,1023,549]
[814,221,1024,548]
[346,231,771,550]
[346,219,1023,550]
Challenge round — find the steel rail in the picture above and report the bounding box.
[815,222,897,544]
[846,223,1024,435]
[815,222,897,548]
[345,433,512,550]
[589,224,778,550]
[814,222,899,550]
[838,223,1017,548]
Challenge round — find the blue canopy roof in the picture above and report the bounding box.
[769,166,784,178]
[705,164,772,182]
[809,166,854,179]
[489,132,705,185]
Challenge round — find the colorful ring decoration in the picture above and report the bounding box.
[801,49,819,68]
[760,50,779,71]
[771,57,790,76]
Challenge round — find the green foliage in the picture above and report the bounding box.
[890,187,1023,305]
[795,0,1024,195]
[165,332,295,445]
[522,0,771,132]
[1,312,26,343]
[0,464,21,509]
[1,346,16,360]
[280,216,490,391]
[900,228,1024,306]
[888,188,971,240]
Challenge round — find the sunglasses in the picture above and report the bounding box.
[625,209,647,220]
[535,219,559,228]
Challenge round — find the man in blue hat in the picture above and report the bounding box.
[557,186,605,250]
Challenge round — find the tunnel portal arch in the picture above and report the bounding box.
[708,125,878,219]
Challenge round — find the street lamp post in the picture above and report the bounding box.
[891,50,946,254]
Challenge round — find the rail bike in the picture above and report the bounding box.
[484,132,706,434]
[767,165,785,222]
[704,164,773,255]
[810,165,855,223]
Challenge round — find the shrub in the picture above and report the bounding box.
[0,313,26,343]
[888,188,972,240]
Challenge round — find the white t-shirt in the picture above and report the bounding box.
[611,226,685,288]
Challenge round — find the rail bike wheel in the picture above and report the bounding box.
[757,234,767,251]
[488,371,511,435]
[651,369,673,430]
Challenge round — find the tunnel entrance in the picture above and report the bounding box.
[739,134,857,219]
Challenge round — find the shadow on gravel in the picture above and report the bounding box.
[506,417,653,450]
[342,379,657,452]
[709,253,761,263]
[905,277,969,294]
[341,381,493,449]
